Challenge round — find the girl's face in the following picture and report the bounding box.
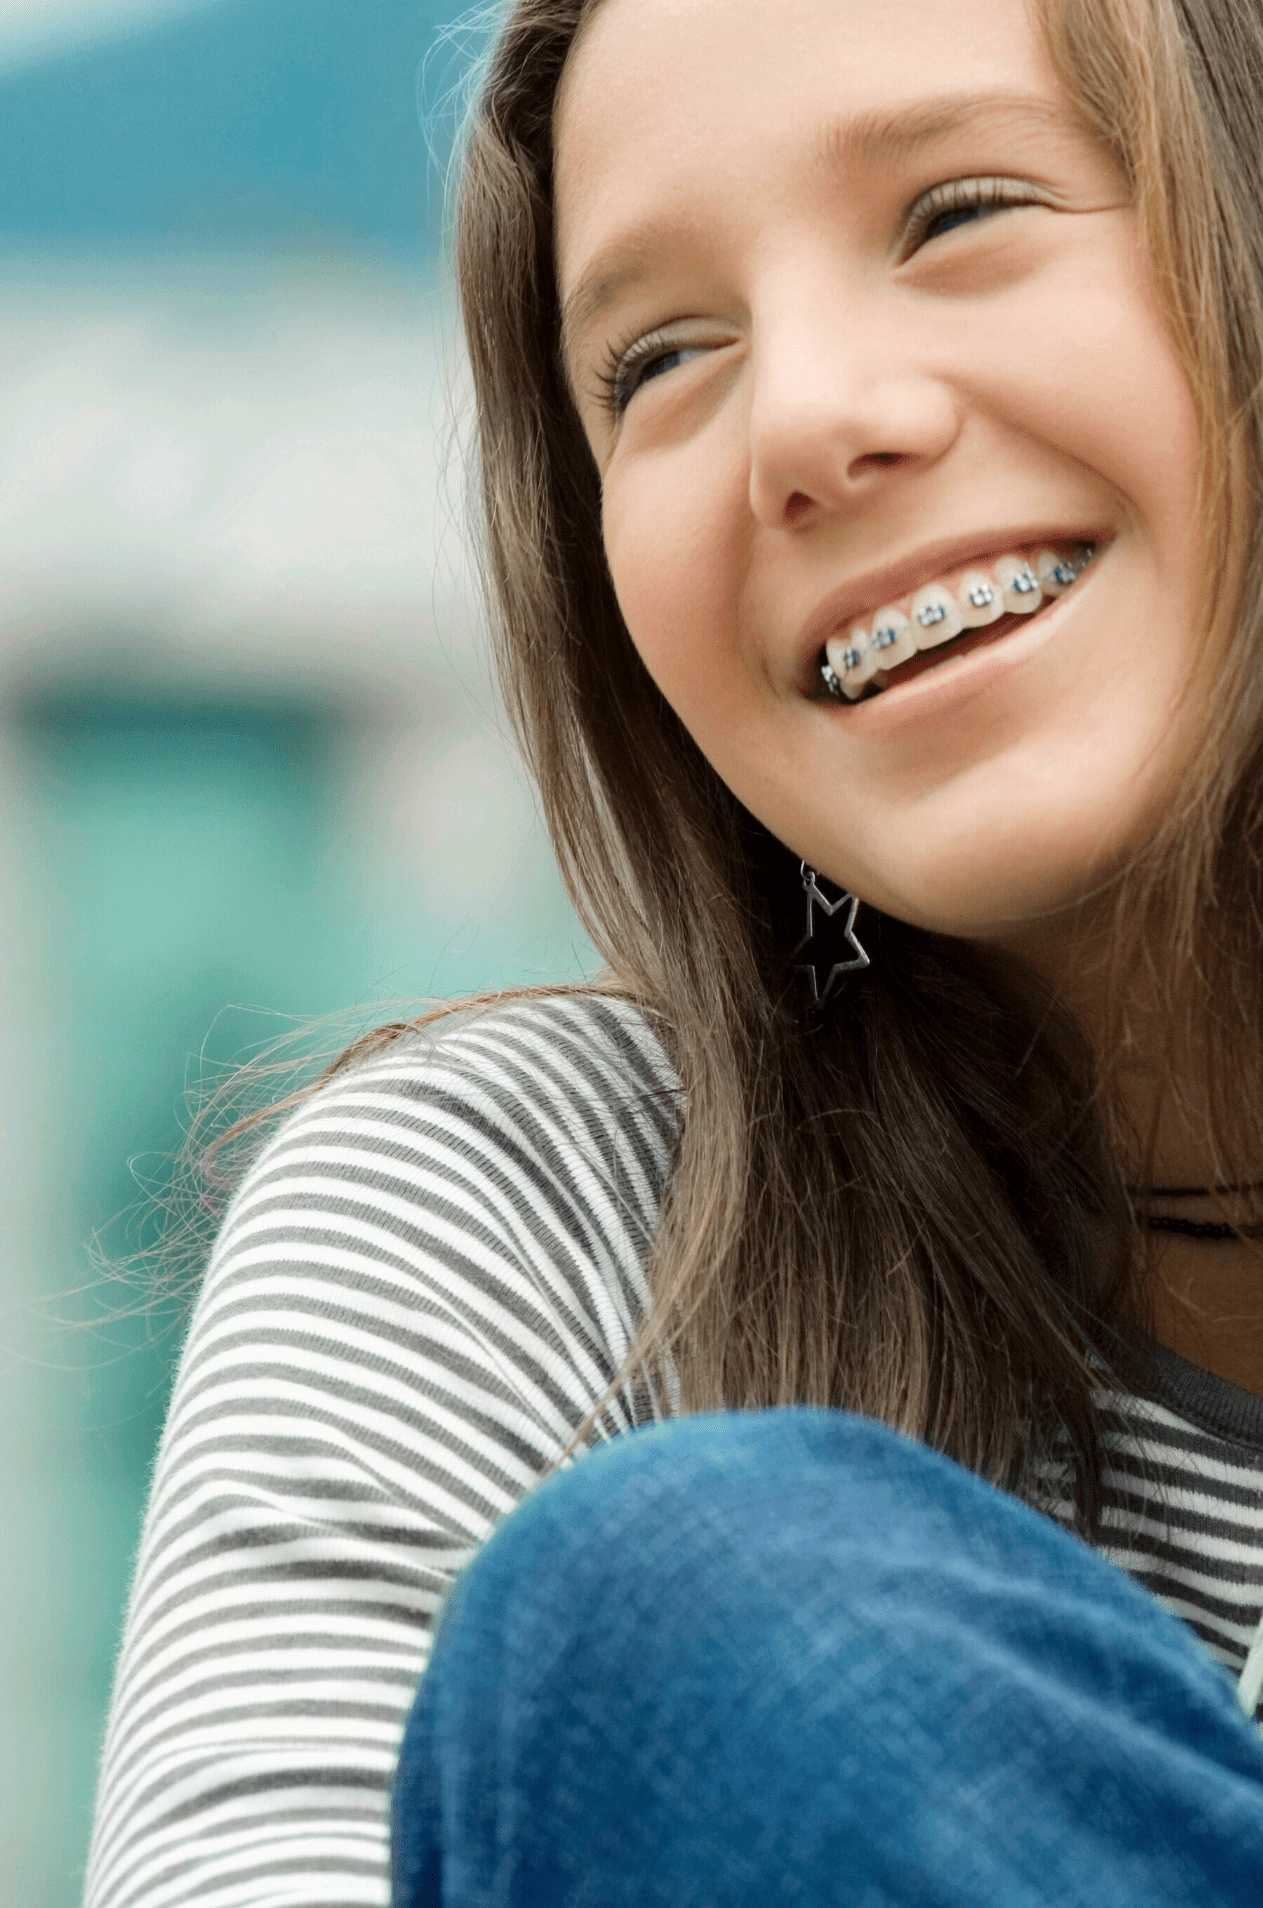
[553,0,1213,954]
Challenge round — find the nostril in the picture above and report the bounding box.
[785,490,814,524]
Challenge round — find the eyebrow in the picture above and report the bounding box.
[558,88,1073,371]
[819,88,1071,171]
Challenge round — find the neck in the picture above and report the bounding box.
[994,906,1263,1396]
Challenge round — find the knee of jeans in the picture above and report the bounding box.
[422,1404,990,1771]
[422,1412,800,1719]
[436,1414,782,1642]
[445,1402,1104,1655]
[448,1406,894,1637]
[487,1410,824,1558]
[502,1405,924,1548]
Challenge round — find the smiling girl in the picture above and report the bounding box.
[85,1,1263,1904]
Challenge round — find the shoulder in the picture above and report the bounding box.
[339,987,680,1141]
[234,989,680,1240]
[198,990,681,1419]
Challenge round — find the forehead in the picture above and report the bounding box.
[554,0,1059,290]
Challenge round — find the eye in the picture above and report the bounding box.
[924,202,997,241]
[596,331,711,418]
[904,176,1043,254]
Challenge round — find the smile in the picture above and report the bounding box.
[818,541,1097,702]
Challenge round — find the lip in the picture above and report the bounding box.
[795,523,1111,686]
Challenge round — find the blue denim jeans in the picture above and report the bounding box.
[391,1409,1263,1906]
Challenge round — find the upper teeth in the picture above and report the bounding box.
[821,543,1095,702]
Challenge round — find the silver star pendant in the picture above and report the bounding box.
[793,863,870,1005]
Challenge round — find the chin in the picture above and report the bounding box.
[838,769,1172,939]
[854,839,1130,950]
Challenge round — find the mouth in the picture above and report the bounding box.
[816,539,1099,704]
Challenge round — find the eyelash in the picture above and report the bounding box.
[594,175,1041,419]
[593,327,688,420]
[901,175,1040,250]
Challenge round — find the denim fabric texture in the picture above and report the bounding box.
[391,1409,1263,1907]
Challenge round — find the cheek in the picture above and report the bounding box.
[984,242,1203,564]
[602,436,751,715]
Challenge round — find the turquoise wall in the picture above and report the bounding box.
[3,687,588,1903]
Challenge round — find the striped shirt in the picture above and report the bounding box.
[83,992,1263,1908]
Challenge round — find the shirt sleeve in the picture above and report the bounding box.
[82,994,676,1908]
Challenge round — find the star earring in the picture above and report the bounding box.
[793,862,870,1005]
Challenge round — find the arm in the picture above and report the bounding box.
[83,995,675,1908]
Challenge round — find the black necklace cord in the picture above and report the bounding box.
[1125,1178,1263,1199]
[1138,1213,1263,1241]
[1127,1174,1263,1240]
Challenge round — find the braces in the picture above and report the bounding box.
[820,541,1096,703]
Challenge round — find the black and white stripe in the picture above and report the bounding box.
[83,993,1263,1908]
[1096,1383,1263,1685]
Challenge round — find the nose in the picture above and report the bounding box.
[747,279,961,530]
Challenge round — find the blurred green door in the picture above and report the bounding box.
[6,692,357,1908]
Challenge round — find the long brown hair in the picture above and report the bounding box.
[181,0,1263,1529]
[423,0,1263,1523]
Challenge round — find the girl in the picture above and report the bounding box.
[86,0,1263,1902]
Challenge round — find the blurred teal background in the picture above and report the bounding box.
[0,5,594,1901]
